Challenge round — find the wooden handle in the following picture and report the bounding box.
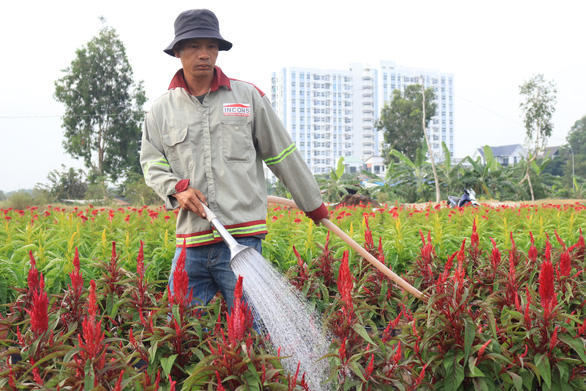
[267,196,426,301]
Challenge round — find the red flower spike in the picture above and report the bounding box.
[28,250,41,293]
[26,288,49,337]
[7,358,16,389]
[168,375,176,391]
[216,371,226,391]
[554,230,567,250]
[478,339,491,358]
[337,251,354,315]
[289,361,301,391]
[88,280,98,319]
[550,326,559,351]
[560,250,572,277]
[364,215,375,253]
[137,240,145,278]
[365,354,375,379]
[114,370,124,391]
[393,342,402,364]
[169,240,192,317]
[227,276,253,346]
[489,237,501,271]
[539,259,556,309]
[471,219,479,248]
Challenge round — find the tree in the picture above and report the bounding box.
[388,143,434,203]
[376,84,437,163]
[36,165,88,201]
[519,74,557,202]
[567,115,586,183]
[54,17,146,182]
[317,157,361,203]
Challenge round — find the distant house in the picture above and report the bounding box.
[472,144,527,166]
[539,146,561,159]
[364,156,387,178]
[342,156,365,175]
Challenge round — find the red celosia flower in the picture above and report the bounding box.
[549,325,559,351]
[7,358,16,388]
[77,280,106,381]
[365,354,375,379]
[528,232,539,265]
[338,337,347,364]
[26,289,49,337]
[288,362,302,391]
[478,339,491,358]
[560,250,572,277]
[489,237,501,271]
[216,371,225,391]
[28,251,44,293]
[169,241,191,312]
[554,230,567,250]
[136,240,145,278]
[69,248,84,297]
[364,216,375,253]
[539,258,556,309]
[337,251,354,315]
[226,276,253,346]
[114,370,124,391]
[392,342,402,364]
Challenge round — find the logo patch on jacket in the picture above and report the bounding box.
[223,103,251,117]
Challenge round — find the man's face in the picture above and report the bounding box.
[175,38,219,80]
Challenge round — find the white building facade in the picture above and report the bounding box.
[270,61,454,176]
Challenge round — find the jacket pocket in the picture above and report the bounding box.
[161,126,195,174]
[221,118,254,162]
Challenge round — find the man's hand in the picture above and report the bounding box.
[172,187,208,218]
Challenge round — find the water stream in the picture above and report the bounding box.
[231,248,332,391]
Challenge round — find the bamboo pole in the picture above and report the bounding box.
[267,196,427,302]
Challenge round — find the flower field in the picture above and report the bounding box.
[1,201,586,389]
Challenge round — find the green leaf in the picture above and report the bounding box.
[535,353,552,389]
[559,334,586,363]
[464,318,475,364]
[443,349,465,390]
[508,371,524,391]
[160,354,178,377]
[84,360,95,391]
[347,360,366,382]
[352,323,375,345]
[467,357,485,378]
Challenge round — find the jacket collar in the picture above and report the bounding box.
[168,66,231,95]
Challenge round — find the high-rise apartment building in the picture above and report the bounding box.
[270,61,454,176]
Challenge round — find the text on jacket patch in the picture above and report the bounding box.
[223,103,251,117]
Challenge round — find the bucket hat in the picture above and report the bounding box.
[164,9,232,56]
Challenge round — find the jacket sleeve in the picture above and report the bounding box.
[140,112,181,210]
[253,94,328,221]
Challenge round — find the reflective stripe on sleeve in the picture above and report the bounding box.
[264,143,297,166]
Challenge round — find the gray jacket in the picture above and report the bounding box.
[140,67,326,247]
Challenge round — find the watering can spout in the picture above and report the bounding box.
[200,204,254,265]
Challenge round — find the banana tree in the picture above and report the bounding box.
[317,157,361,203]
[389,143,434,203]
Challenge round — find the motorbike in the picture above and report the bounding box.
[447,188,480,208]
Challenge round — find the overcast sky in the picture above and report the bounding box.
[1,0,585,192]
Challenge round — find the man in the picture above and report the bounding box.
[140,9,328,313]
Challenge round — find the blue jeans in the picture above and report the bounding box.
[168,237,262,314]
